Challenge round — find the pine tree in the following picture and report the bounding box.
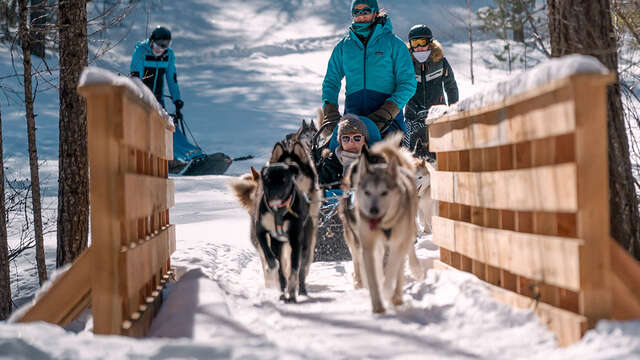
[0,104,10,320]
[57,0,89,267]
[18,0,47,285]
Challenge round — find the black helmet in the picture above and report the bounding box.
[408,24,432,41]
[150,26,171,41]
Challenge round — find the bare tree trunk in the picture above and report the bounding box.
[548,0,640,260]
[57,0,88,267]
[19,0,47,284]
[467,0,475,85]
[29,0,45,58]
[0,104,10,320]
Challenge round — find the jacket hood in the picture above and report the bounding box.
[409,39,443,63]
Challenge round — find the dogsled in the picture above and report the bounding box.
[169,110,253,175]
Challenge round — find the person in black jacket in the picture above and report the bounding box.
[405,25,458,158]
[317,114,370,190]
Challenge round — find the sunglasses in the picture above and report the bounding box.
[410,38,432,48]
[341,135,363,143]
[153,39,171,49]
[352,8,374,17]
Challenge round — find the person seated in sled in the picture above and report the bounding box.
[320,0,416,150]
[318,114,374,191]
[405,24,459,159]
[130,26,184,114]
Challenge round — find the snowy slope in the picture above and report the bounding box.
[1,0,639,359]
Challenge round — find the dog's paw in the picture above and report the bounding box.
[392,294,404,307]
[299,287,308,296]
[284,296,297,304]
[372,304,386,314]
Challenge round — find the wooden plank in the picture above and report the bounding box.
[86,90,125,335]
[17,249,92,326]
[610,271,640,320]
[610,239,640,305]
[435,258,588,347]
[123,224,176,312]
[489,282,588,347]
[429,85,575,152]
[124,174,175,220]
[572,75,612,325]
[431,164,578,212]
[122,96,172,160]
[431,216,583,290]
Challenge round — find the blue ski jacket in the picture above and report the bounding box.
[130,40,181,107]
[322,16,416,136]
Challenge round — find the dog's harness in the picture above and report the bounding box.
[262,162,312,241]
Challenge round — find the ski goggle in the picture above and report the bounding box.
[410,38,432,48]
[352,8,374,17]
[153,39,171,49]
[341,135,363,143]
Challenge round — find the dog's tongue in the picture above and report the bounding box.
[369,218,381,230]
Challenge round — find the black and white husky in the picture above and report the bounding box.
[230,141,321,302]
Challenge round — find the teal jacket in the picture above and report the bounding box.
[322,16,416,132]
[130,40,181,107]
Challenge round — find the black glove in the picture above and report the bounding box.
[174,100,184,111]
[321,103,341,135]
[367,101,400,130]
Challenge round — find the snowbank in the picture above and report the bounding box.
[78,67,172,126]
[428,54,610,121]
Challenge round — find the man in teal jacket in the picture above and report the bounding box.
[130,26,183,111]
[321,0,416,149]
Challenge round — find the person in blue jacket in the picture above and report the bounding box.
[130,26,183,112]
[321,0,416,150]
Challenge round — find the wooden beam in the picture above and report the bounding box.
[431,164,578,212]
[432,216,583,291]
[16,249,92,326]
[489,281,587,347]
[571,76,612,326]
[86,89,125,335]
[429,85,575,152]
[124,174,175,220]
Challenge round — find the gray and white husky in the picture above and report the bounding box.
[340,134,425,313]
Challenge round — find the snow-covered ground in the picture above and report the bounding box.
[1,0,639,358]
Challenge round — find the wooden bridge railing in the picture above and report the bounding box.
[17,69,176,337]
[431,73,640,346]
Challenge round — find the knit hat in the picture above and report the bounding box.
[351,0,379,12]
[338,114,369,144]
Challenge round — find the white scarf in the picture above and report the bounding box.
[337,148,360,176]
[413,50,431,63]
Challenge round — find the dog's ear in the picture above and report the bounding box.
[310,120,318,132]
[387,155,399,180]
[292,142,309,165]
[425,160,437,175]
[270,142,286,164]
[250,166,260,181]
[301,119,308,129]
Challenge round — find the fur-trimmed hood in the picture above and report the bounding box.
[409,39,444,63]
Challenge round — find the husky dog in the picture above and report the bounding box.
[340,134,424,313]
[413,140,436,234]
[230,141,320,302]
[285,119,317,151]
